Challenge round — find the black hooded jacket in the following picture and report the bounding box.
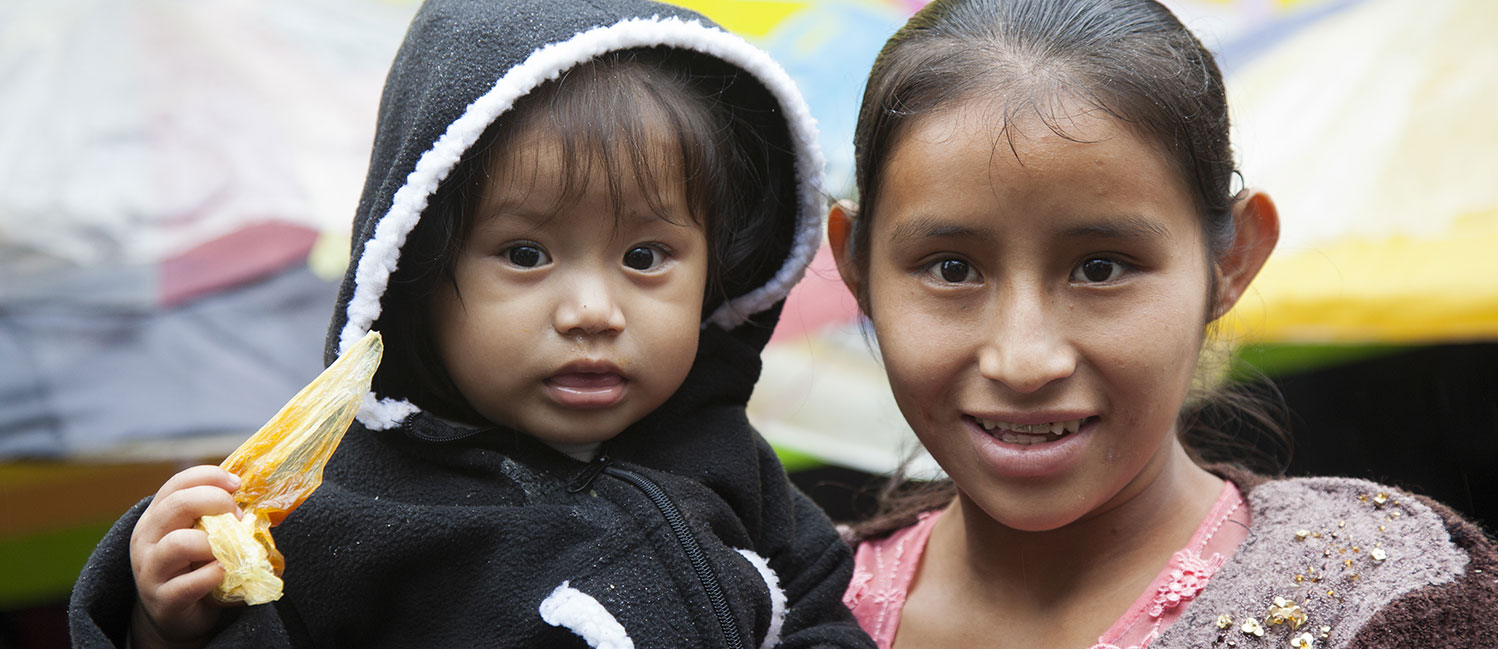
[68,1,873,647]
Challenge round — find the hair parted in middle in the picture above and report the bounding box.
[842,0,1289,538]
[847,0,1239,308]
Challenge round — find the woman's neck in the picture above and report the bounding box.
[931,441,1223,612]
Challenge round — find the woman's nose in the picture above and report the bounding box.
[976,291,1077,393]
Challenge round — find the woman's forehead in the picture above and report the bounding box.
[874,103,1199,243]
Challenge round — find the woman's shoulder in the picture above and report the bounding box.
[1154,467,1498,648]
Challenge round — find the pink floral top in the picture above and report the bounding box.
[843,481,1250,649]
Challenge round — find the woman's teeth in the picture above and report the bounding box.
[974,417,1087,446]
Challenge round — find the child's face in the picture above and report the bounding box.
[429,131,708,448]
[859,101,1213,532]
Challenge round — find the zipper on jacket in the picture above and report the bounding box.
[567,453,613,493]
[402,417,484,443]
[604,466,745,649]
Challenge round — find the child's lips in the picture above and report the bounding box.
[545,370,626,409]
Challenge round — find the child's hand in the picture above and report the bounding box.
[129,465,242,649]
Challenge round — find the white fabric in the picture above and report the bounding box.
[538,581,635,649]
[736,548,786,649]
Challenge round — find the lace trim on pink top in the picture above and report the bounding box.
[843,481,1250,649]
[843,509,941,648]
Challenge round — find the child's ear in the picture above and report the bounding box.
[827,200,862,301]
[1212,189,1280,320]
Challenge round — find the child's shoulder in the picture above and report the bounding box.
[1160,467,1498,648]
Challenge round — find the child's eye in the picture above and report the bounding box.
[925,257,979,284]
[1071,257,1126,284]
[503,244,550,268]
[622,245,666,271]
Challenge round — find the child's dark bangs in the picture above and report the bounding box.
[501,48,797,313]
[535,52,723,231]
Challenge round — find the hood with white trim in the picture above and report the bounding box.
[323,0,825,430]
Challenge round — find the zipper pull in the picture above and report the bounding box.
[567,453,612,493]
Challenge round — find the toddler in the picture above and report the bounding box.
[70,1,874,647]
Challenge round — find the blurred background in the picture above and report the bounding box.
[2,0,1494,646]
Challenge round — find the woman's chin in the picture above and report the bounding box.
[956,489,1096,534]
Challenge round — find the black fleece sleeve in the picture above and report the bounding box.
[751,441,877,649]
[67,499,299,649]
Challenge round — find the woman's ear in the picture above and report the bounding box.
[1212,189,1280,320]
[827,200,862,301]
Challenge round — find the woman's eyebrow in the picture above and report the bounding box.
[884,215,985,243]
[884,214,1171,243]
[1060,215,1172,241]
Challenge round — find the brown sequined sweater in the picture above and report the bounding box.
[1160,466,1498,649]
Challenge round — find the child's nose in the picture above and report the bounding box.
[976,291,1077,393]
[553,276,625,336]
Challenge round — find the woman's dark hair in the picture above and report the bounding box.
[844,0,1289,539]
[371,47,796,423]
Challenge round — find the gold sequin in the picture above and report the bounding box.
[1266,597,1308,630]
[1217,614,1234,629]
[1296,529,1311,541]
[1371,548,1387,562]
[1319,625,1332,640]
[1241,617,1265,637]
[1338,520,1346,528]
[1373,492,1389,506]
[1290,631,1316,648]
[1343,559,1353,568]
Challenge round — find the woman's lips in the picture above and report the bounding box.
[964,414,1096,479]
[545,372,626,409]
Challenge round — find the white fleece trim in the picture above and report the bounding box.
[538,581,635,649]
[342,15,826,430]
[735,549,786,649]
[355,393,420,431]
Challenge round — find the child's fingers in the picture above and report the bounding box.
[135,485,239,546]
[152,560,227,614]
[153,465,241,501]
[136,528,216,589]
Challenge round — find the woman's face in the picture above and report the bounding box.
[857,101,1214,531]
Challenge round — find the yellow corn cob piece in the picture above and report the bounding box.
[197,330,383,605]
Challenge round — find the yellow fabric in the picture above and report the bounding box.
[1226,0,1498,343]
[665,0,810,37]
[1222,210,1498,343]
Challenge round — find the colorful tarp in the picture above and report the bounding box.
[3,0,1492,468]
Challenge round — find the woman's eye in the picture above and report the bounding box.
[504,245,549,268]
[1072,257,1124,283]
[623,245,665,271]
[926,258,977,284]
